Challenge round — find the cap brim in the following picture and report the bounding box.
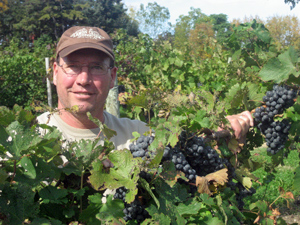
[58,42,114,60]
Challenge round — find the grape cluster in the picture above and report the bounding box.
[114,186,127,202]
[181,133,225,177]
[259,119,291,154]
[171,149,197,182]
[253,84,297,154]
[160,144,197,182]
[129,135,154,159]
[114,187,150,223]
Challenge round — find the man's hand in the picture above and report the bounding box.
[221,111,254,144]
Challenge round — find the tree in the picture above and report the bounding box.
[0,0,8,12]
[188,22,215,59]
[79,0,138,35]
[135,2,171,39]
[231,15,265,27]
[209,14,232,44]
[284,0,300,9]
[265,15,300,51]
[0,0,86,47]
[173,7,208,51]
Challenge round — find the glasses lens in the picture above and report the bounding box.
[89,63,107,75]
[63,64,81,75]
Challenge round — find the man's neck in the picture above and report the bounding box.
[58,110,104,129]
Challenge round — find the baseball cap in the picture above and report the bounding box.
[56,26,114,60]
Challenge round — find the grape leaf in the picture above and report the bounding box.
[177,198,203,216]
[89,149,142,203]
[148,142,164,169]
[96,195,125,224]
[196,176,211,195]
[80,193,103,224]
[228,138,243,154]
[235,169,252,189]
[143,213,171,224]
[0,183,39,225]
[193,109,211,128]
[196,169,228,195]
[259,47,300,83]
[31,218,63,225]
[205,168,228,186]
[293,166,300,192]
[200,193,215,206]
[2,121,43,159]
[39,186,68,204]
[146,178,188,224]
[139,177,160,208]
[20,156,36,179]
[236,167,259,184]
[72,138,106,168]
[0,169,8,184]
[15,156,60,186]
[225,83,246,109]
[0,106,15,126]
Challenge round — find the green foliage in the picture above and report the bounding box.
[0,53,47,109]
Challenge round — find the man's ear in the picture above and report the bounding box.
[53,62,58,86]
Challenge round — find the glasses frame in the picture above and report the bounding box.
[57,61,113,77]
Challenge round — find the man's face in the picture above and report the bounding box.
[53,48,117,117]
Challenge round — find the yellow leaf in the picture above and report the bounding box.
[284,192,294,200]
[254,215,261,224]
[196,176,212,195]
[272,208,281,217]
[228,138,243,154]
[205,168,228,186]
[195,168,228,196]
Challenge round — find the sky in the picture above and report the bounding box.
[121,0,300,24]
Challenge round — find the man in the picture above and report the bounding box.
[37,26,253,150]
[37,26,149,150]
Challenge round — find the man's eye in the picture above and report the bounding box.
[91,65,103,70]
[66,64,79,69]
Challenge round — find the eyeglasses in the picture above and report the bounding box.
[58,62,112,76]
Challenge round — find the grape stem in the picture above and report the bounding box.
[203,129,233,143]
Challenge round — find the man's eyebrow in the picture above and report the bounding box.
[63,61,104,64]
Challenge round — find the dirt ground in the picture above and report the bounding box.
[281,214,300,225]
[279,200,300,225]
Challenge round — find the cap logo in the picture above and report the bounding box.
[70,28,104,40]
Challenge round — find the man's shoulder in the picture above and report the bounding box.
[104,111,148,134]
[36,112,60,128]
[104,111,146,127]
[36,112,51,124]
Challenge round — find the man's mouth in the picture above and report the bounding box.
[76,92,92,95]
